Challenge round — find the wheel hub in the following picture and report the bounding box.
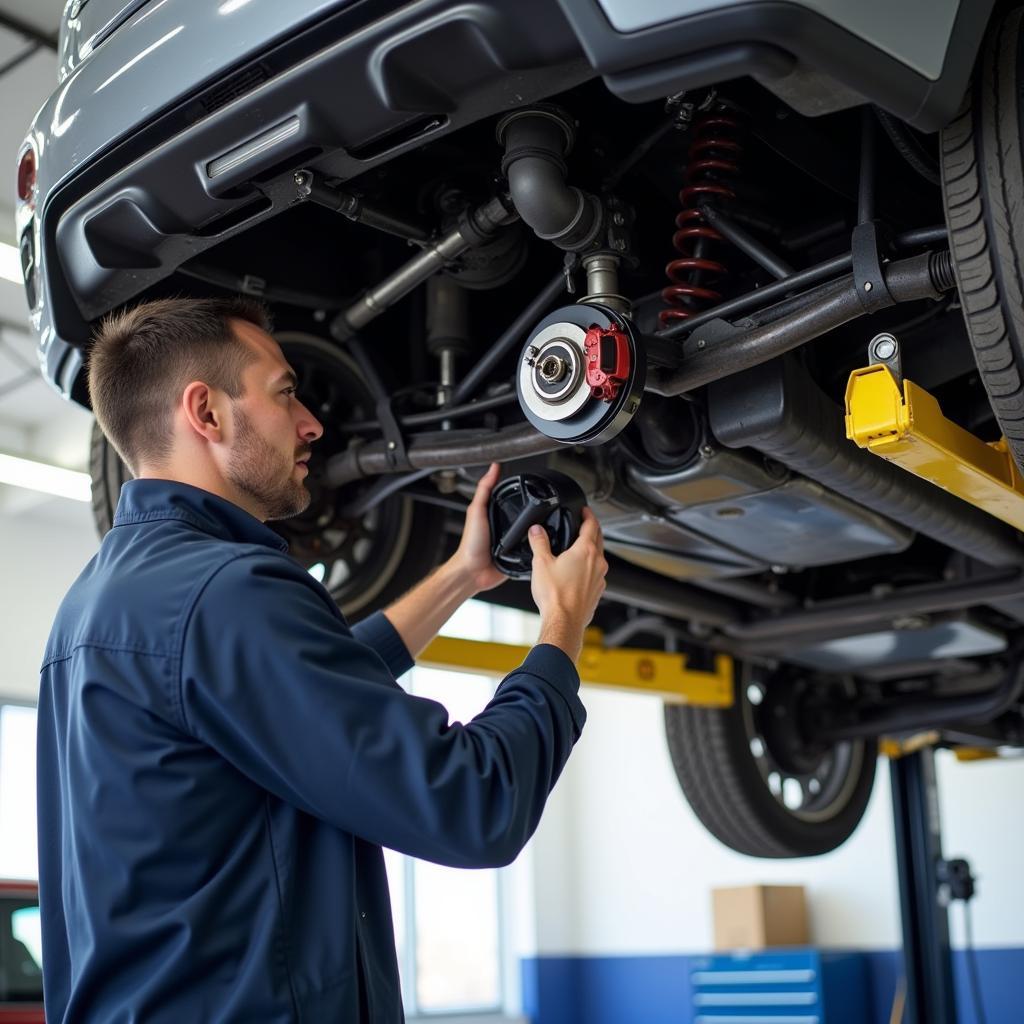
[742,668,866,824]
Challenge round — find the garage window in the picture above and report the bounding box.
[0,704,38,881]
[385,599,520,1018]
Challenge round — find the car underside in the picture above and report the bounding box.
[32,1,1024,857]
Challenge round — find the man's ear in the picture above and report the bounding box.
[180,380,226,444]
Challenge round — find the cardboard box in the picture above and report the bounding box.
[712,885,809,950]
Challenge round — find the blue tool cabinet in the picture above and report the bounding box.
[688,949,867,1024]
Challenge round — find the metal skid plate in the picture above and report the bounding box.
[788,618,1007,673]
[516,303,645,445]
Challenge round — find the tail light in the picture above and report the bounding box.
[17,147,36,209]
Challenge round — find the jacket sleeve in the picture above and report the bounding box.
[349,610,414,679]
[178,552,585,868]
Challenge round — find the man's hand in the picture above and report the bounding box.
[529,507,608,663]
[383,464,505,656]
[449,462,507,595]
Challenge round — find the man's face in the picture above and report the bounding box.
[223,320,324,521]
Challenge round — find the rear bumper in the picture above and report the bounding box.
[26,0,990,404]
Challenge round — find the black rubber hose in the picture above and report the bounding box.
[646,252,951,396]
[709,358,1024,568]
[325,424,560,487]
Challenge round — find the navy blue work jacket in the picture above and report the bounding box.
[37,479,585,1023]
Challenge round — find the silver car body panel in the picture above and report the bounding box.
[595,0,961,80]
[22,0,365,393]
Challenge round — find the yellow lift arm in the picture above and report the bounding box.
[845,362,1024,531]
[420,632,734,707]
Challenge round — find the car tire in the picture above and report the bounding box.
[663,668,878,858]
[941,5,1024,470]
[88,331,448,621]
[89,417,131,537]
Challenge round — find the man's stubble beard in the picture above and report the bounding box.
[226,406,311,521]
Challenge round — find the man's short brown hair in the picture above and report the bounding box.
[88,296,273,473]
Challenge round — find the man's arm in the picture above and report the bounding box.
[382,463,506,658]
[180,551,586,868]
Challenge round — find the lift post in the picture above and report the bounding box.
[889,747,959,1024]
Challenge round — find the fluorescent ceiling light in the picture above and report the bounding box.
[0,453,90,502]
[0,242,22,285]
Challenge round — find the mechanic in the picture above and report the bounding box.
[37,297,607,1023]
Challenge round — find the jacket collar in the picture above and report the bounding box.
[112,479,289,552]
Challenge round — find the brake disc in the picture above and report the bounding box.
[516,303,645,445]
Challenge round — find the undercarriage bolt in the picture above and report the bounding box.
[870,333,899,361]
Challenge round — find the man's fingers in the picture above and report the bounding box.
[578,508,603,552]
[528,524,552,560]
[470,463,500,506]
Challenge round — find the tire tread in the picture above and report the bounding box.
[941,8,1024,460]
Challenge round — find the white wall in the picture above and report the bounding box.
[0,501,99,701]
[527,686,1024,955]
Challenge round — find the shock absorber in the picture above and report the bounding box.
[660,111,743,327]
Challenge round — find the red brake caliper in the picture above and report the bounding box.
[583,324,631,402]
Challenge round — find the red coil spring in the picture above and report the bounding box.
[660,114,742,327]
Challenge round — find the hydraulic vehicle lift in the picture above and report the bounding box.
[846,338,1006,1024]
[423,630,979,1024]
[417,340,1003,1024]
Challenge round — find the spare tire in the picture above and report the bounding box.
[664,666,878,858]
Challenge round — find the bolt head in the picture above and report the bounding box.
[863,281,873,292]
[696,339,706,350]
[872,336,897,360]
[387,441,397,450]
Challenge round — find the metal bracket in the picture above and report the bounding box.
[375,397,411,471]
[867,331,902,387]
[851,221,894,313]
[419,630,734,707]
[845,363,1024,531]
